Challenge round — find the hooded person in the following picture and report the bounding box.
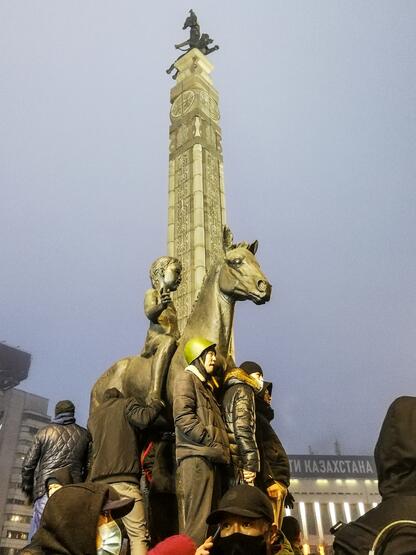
[254,379,291,513]
[173,337,230,546]
[281,517,302,555]
[221,363,262,486]
[195,484,294,555]
[19,482,134,555]
[88,387,164,555]
[333,396,416,554]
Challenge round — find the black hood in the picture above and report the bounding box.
[25,483,119,554]
[375,396,416,498]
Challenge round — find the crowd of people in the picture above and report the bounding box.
[18,285,416,555]
[19,334,296,554]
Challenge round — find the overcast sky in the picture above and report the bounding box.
[1,1,415,454]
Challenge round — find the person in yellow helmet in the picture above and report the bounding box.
[173,337,230,546]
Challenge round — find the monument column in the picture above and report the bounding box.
[167,48,227,331]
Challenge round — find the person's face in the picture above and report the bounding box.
[250,371,263,391]
[220,515,270,538]
[202,349,216,374]
[263,389,272,405]
[163,262,182,291]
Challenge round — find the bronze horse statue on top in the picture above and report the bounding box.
[90,229,271,414]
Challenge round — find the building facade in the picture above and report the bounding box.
[285,455,381,554]
[0,389,50,555]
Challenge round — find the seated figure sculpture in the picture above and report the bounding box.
[141,256,182,402]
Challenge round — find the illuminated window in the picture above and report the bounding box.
[6,514,31,524]
[6,530,28,540]
[358,502,365,516]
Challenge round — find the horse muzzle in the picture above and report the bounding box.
[251,280,272,304]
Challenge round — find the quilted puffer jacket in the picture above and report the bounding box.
[221,368,260,474]
[21,413,90,500]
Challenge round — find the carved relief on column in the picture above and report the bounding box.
[174,150,192,329]
[203,150,223,271]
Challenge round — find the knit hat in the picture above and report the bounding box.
[281,516,301,543]
[149,534,196,555]
[240,361,263,376]
[54,400,75,416]
[207,484,274,525]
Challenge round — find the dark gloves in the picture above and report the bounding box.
[21,483,34,504]
[284,490,295,509]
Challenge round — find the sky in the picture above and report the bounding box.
[1,1,415,455]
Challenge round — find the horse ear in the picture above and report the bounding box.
[248,240,258,255]
[223,226,234,252]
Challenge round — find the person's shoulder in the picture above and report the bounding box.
[74,423,90,434]
[37,422,58,435]
[174,368,197,391]
[333,517,374,553]
[234,381,255,397]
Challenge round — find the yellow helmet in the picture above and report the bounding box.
[184,337,216,365]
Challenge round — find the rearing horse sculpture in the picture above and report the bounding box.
[90,231,271,413]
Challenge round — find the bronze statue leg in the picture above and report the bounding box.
[148,337,177,402]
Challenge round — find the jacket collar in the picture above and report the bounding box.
[185,364,206,382]
[224,367,261,392]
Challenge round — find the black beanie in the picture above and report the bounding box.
[240,361,263,376]
[281,516,301,543]
[55,400,75,416]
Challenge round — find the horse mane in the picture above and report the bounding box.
[186,259,221,322]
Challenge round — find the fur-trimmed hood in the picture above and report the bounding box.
[223,367,262,392]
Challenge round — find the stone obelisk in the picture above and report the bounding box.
[167,48,226,331]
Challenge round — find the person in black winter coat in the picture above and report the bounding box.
[21,400,90,539]
[255,381,290,494]
[221,365,261,486]
[333,396,416,554]
[88,387,164,555]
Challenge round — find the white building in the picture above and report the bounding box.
[285,455,381,554]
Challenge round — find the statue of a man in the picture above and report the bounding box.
[141,256,182,402]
